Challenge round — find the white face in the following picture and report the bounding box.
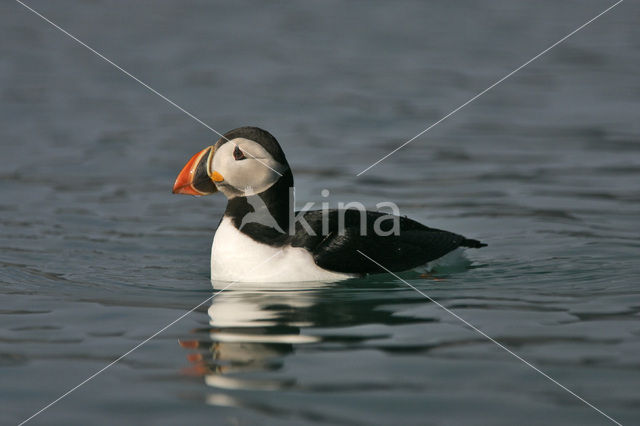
[211,138,287,198]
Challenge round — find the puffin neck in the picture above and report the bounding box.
[223,169,294,233]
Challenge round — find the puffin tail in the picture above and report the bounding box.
[460,237,487,249]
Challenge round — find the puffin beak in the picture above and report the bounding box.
[172,146,219,195]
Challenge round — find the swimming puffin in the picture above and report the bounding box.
[173,127,486,282]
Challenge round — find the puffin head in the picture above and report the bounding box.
[172,127,291,199]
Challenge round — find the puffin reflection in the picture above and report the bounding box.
[179,281,332,392]
[178,277,435,409]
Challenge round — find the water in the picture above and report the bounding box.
[2,0,640,424]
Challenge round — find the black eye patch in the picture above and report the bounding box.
[233,145,246,161]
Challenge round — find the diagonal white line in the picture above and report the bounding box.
[356,0,624,176]
[14,0,225,138]
[356,250,622,425]
[18,250,284,426]
[14,0,282,177]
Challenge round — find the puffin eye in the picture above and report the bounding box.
[233,145,246,161]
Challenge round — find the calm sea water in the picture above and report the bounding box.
[2,0,639,424]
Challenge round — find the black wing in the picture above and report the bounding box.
[290,209,485,274]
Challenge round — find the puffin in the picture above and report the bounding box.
[172,127,486,282]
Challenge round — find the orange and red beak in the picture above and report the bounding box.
[172,146,219,196]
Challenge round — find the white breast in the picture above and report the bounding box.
[210,217,355,283]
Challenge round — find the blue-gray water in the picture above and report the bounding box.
[2,0,639,424]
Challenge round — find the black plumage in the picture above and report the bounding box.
[230,206,485,275]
